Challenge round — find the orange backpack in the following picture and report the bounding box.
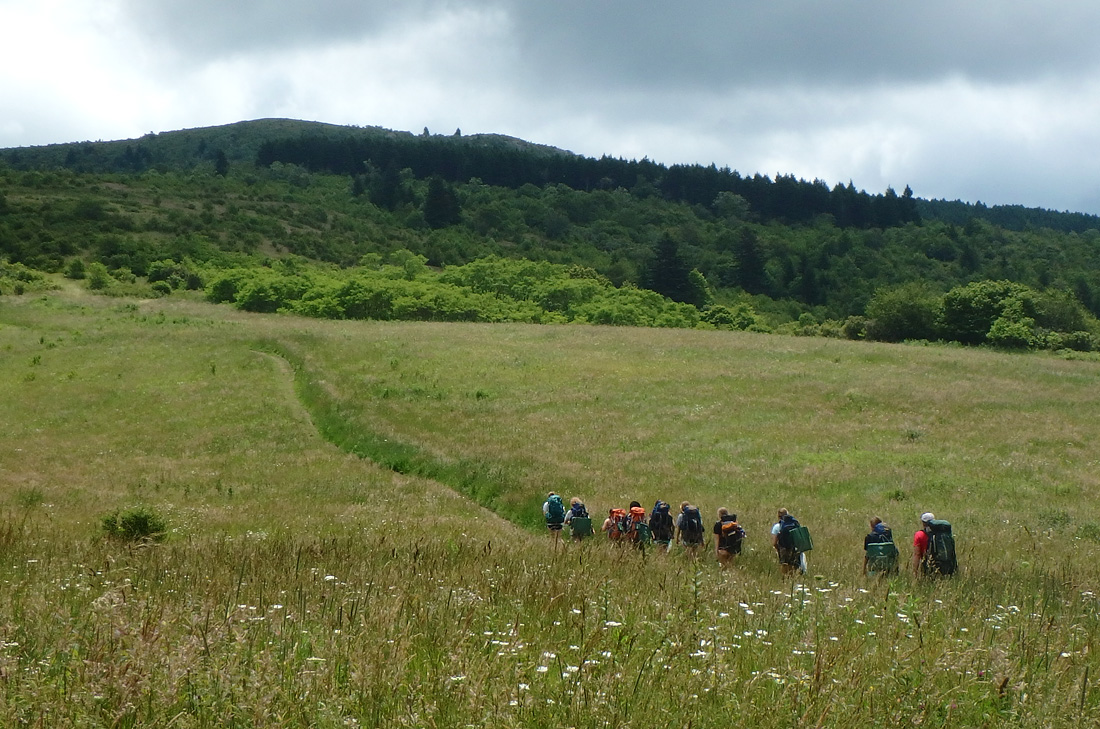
[607,508,627,540]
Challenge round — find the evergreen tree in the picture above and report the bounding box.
[423,176,462,229]
[733,228,769,295]
[214,150,229,177]
[645,234,693,303]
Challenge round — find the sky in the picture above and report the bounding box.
[3,0,1100,215]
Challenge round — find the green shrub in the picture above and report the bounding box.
[86,262,111,291]
[1059,330,1096,352]
[101,505,168,542]
[865,282,941,342]
[986,299,1037,349]
[940,280,1036,345]
[64,258,86,280]
[842,315,868,340]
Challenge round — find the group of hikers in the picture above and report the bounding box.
[543,493,959,577]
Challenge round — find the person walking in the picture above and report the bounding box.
[911,512,934,575]
[603,507,626,542]
[675,502,705,556]
[564,497,593,541]
[912,512,957,576]
[713,507,745,568]
[771,508,804,576]
[543,492,565,544]
[649,500,674,552]
[863,516,898,576]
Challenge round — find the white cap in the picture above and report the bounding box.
[920,512,935,523]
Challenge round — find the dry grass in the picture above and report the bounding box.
[2,290,1100,726]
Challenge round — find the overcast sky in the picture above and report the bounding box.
[3,0,1100,214]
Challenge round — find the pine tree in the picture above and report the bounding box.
[423,176,461,228]
[645,234,693,303]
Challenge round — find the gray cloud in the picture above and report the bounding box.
[119,0,437,56]
[510,1,1100,90]
[3,0,1100,213]
[123,1,1100,87]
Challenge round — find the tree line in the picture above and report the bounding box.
[255,133,920,229]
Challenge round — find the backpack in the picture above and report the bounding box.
[777,515,800,550]
[620,506,647,542]
[719,519,745,553]
[607,508,627,540]
[865,524,897,573]
[570,502,589,519]
[634,522,653,547]
[865,542,899,573]
[570,516,594,539]
[924,520,957,576]
[680,507,704,543]
[545,495,565,525]
[650,502,674,542]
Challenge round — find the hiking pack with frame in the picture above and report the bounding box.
[923,519,958,576]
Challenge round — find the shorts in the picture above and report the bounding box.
[777,547,800,567]
[547,523,563,532]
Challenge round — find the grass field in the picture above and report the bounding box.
[2,288,1100,727]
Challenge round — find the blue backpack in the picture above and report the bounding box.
[777,515,800,549]
[680,507,703,542]
[650,501,674,541]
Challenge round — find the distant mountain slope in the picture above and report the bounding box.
[0,119,573,174]
[3,118,1097,232]
[918,198,1100,234]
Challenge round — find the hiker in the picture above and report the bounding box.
[863,516,898,576]
[621,501,651,548]
[603,507,626,542]
[675,502,705,555]
[564,497,593,541]
[771,508,805,576]
[713,507,745,568]
[543,492,565,543]
[911,512,933,575]
[912,512,957,576]
[650,500,675,552]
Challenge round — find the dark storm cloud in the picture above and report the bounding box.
[124,0,1100,88]
[509,1,1100,89]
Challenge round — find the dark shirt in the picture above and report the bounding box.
[714,516,744,553]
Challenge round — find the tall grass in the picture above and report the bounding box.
[2,290,1099,726]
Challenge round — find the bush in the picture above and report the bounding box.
[940,280,1036,345]
[865,282,941,342]
[64,258,86,280]
[101,506,167,542]
[86,262,111,291]
[842,315,868,340]
[1060,330,1096,352]
[986,299,1037,349]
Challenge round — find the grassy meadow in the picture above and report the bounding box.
[3,287,1100,727]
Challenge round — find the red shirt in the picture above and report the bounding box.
[913,529,929,558]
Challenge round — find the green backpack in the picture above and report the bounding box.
[545,495,565,526]
[924,520,957,576]
[865,542,899,574]
[570,516,593,539]
[789,525,813,552]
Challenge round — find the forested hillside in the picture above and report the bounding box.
[3,119,1100,349]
